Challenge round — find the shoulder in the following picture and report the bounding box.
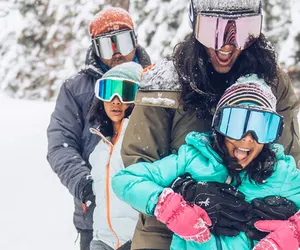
[270,143,297,178]
[61,70,96,97]
[277,68,291,87]
[273,68,297,102]
[134,59,181,108]
[177,132,213,160]
[271,143,295,165]
[139,59,181,92]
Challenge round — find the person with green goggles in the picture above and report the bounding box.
[88,62,142,250]
[112,74,300,250]
[47,7,151,250]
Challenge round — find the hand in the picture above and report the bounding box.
[154,188,212,243]
[253,211,300,250]
[78,175,95,218]
[171,173,252,237]
[246,196,297,241]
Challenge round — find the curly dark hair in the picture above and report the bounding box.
[88,97,133,137]
[173,33,279,118]
[212,132,276,186]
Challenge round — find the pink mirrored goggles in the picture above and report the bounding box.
[194,14,262,51]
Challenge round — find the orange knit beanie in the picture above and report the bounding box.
[89,7,134,38]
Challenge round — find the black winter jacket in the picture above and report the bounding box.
[47,45,151,230]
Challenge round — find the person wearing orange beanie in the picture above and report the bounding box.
[47,7,151,250]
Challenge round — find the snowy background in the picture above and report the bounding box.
[0,0,300,249]
[0,94,78,249]
[0,0,300,100]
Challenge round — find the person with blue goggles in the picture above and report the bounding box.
[112,74,300,250]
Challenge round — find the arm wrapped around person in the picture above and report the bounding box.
[154,188,212,243]
[171,173,252,237]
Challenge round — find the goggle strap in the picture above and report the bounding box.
[213,106,283,143]
[92,39,101,57]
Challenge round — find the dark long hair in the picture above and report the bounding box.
[212,132,276,186]
[173,33,279,118]
[88,97,133,137]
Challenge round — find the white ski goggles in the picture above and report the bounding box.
[92,30,137,59]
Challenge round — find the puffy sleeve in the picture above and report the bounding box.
[112,145,194,215]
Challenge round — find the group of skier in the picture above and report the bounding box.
[47,1,300,250]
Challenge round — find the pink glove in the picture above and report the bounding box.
[154,188,212,243]
[253,211,300,250]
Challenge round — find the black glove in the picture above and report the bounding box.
[78,175,95,219]
[246,196,297,240]
[171,173,252,237]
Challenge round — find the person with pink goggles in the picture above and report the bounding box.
[121,0,300,250]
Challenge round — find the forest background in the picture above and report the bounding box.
[0,0,300,100]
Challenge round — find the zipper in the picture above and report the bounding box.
[91,120,125,248]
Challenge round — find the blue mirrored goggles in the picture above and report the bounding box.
[212,106,284,143]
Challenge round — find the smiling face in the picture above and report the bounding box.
[224,132,264,169]
[205,45,242,73]
[103,96,130,125]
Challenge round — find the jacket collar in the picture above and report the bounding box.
[89,118,129,147]
[84,45,106,79]
[185,131,222,166]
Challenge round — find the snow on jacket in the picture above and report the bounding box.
[47,45,151,231]
[121,60,300,250]
[89,118,138,249]
[113,131,300,250]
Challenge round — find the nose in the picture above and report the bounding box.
[242,132,255,142]
[111,96,121,105]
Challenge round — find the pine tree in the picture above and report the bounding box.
[0,0,105,100]
[1,0,299,99]
[130,0,190,62]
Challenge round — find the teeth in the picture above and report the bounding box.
[238,148,250,152]
[218,50,232,55]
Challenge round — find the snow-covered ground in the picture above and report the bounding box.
[0,94,78,250]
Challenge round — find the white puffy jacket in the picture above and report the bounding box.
[89,118,138,249]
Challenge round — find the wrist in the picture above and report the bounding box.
[154,188,176,223]
[78,174,93,201]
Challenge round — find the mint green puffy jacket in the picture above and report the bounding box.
[112,132,300,250]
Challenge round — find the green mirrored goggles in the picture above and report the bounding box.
[95,77,139,103]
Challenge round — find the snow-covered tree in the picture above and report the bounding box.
[0,0,299,100]
[0,0,105,100]
[130,0,190,62]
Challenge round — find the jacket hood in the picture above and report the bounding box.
[139,59,181,91]
[185,131,222,165]
[85,45,106,79]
